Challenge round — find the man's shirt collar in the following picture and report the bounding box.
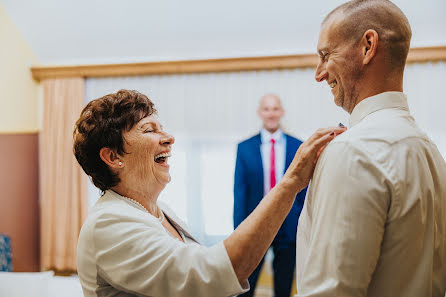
[260,128,284,144]
[349,91,409,127]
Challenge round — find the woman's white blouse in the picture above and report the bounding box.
[77,190,248,297]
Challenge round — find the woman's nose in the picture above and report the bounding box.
[160,132,175,145]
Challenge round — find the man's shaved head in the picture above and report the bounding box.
[323,0,412,72]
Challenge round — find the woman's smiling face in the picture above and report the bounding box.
[119,114,175,190]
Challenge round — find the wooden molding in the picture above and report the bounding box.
[0,130,39,135]
[406,46,446,63]
[31,46,446,81]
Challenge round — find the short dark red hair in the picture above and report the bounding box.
[73,89,156,191]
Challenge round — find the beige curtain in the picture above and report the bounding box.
[39,78,88,272]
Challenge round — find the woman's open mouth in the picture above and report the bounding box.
[154,152,171,165]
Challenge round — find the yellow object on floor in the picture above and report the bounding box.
[255,261,297,297]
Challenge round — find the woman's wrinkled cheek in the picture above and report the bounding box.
[137,143,154,181]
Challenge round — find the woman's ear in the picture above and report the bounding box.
[361,29,378,65]
[99,147,123,168]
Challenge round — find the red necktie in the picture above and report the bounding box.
[270,138,276,190]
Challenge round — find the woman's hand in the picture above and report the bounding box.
[283,126,347,191]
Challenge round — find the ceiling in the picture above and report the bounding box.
[2,0,446,65]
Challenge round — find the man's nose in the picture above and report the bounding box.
[315,62,328,82]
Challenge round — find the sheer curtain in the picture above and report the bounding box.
[85,62,446,245]
[40,78,88,271]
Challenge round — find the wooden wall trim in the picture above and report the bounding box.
[406,46,446,63]
[31,46,446,81]
[0,130,39,135]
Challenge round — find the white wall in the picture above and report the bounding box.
[0,3,39,133]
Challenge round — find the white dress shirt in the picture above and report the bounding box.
[77,190,248,297]
[296,92,446,297]
[260,128,286,194]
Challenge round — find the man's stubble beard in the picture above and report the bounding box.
[341,59,363,114]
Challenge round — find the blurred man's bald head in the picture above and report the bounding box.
[258,94,284,133]
[259,94,282,107]
[323,0,412,73]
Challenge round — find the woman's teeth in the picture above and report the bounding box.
[154,152,171,163]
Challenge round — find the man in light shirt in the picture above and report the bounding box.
[234,94,306,297]
[296,0,446,296]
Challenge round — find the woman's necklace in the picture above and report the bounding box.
[122,196,165,224]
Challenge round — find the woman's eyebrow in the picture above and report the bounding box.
[139,122,154,130]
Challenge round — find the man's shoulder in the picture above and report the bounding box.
[238,134,260,147]
[334,114,431,155]
[284,134,303,146]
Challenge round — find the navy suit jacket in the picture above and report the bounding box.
[233,133,306,245]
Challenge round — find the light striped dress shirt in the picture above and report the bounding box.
[296,92,446,297]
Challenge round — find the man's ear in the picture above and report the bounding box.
[361,29,378,65]
[99,147,123,168]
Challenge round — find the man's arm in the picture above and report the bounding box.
[297,142,389,297]
[233,144,248,229]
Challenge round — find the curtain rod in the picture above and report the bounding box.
[31,46,446,81]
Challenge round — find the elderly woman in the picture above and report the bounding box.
[74,89,345,297]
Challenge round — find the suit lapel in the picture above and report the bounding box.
[253,134,264,185]
[284,134,293,172]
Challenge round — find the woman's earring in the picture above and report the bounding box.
[118,161,123,166]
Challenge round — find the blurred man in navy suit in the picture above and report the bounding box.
[234,94,306,297]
